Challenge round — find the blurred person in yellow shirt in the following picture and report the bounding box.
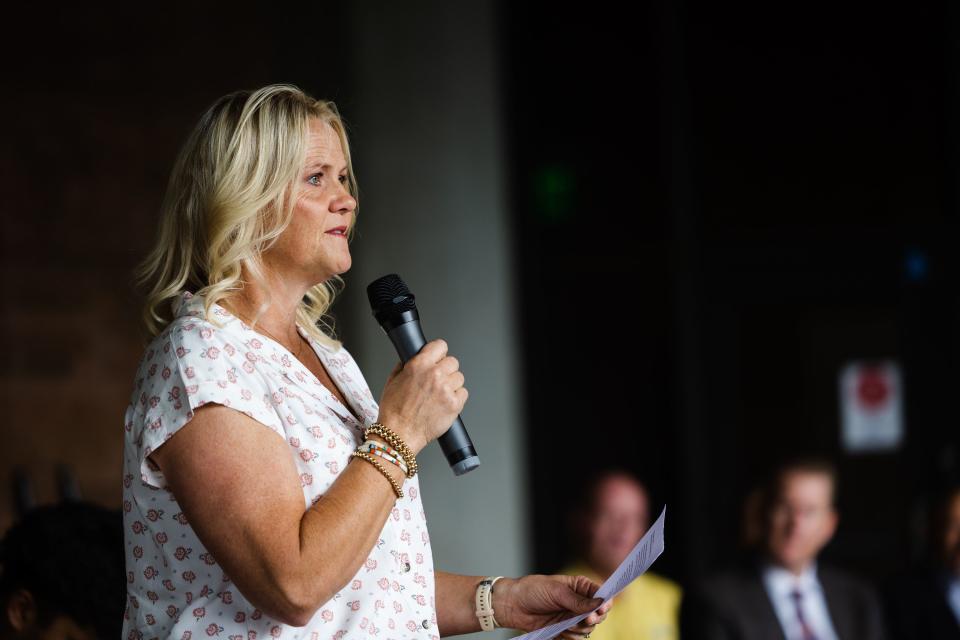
[561,469,681,640]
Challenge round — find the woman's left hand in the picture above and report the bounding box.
[492,574,612,639]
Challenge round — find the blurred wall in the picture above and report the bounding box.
[0,7,356,522]
[340,4,530,639]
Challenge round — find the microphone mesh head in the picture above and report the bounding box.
[366,273,417,314]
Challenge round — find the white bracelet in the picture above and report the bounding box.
[356,439,409,475]
[475,576,504,631]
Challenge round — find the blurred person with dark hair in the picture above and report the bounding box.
[681,457,885,640]
[560,469,681,640]
[0,502,124,640]
[884,484,960,639]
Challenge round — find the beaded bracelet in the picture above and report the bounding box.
[351,450,404,498]
[364,422,418,478]
[357,438,404,461]
[356,439,409,476]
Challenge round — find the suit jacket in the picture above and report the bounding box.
[680,559,886,640]
[883,569,960,640]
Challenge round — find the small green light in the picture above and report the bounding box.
[533,165,576,223]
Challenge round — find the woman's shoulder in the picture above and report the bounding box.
[130,299,264,405]
[133,318,239,379]
[167,294,252,355]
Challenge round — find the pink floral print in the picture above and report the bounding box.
[122,291,438,639]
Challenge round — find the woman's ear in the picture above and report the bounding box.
[5,588,37,632]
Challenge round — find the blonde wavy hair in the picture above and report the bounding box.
[133,84,359,351]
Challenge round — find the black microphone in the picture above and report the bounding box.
[366,274,480,476]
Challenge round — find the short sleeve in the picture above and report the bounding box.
[128,319,286,489]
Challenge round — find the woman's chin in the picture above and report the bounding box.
[314,261,352,283]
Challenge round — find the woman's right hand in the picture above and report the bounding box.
[375,339,468,455]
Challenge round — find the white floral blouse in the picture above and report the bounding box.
[121,291,438,640]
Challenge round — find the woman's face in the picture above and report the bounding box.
[265,118,357,286]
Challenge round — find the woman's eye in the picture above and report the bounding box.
[308,173,348,186]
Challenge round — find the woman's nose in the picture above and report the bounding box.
[332,194,356,214]
[332,183,357,213]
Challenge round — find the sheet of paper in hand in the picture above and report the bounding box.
[513,505,667,640]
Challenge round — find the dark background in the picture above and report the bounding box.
[1,0,957,595]
[505,0,959,586]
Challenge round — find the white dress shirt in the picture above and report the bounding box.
[761,562,839,640]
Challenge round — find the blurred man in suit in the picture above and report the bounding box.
[885,484,960,639]
[562,468,681,640]
[681,457,885,640]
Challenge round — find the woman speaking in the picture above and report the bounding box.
[121,84,610,639]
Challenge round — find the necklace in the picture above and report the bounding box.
[229,307,306,361]
[230,304,359,422]
[256,323,307,361]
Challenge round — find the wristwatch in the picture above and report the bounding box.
[474,576,504,631]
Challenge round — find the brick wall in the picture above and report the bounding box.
[0,7,352,529]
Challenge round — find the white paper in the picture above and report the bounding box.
[513,506,666,640]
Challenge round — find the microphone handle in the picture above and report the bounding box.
[384,319,481,476]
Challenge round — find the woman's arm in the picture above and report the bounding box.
[151,404,408,627]
[434,571,484,635]
[434,571,611,638]
[149,338,463,628]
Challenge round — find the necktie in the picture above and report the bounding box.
[789,588,818,640]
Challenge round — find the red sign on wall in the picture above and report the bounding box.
[839,361,903,453]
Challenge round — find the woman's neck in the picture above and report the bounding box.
[221,276,307,352]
